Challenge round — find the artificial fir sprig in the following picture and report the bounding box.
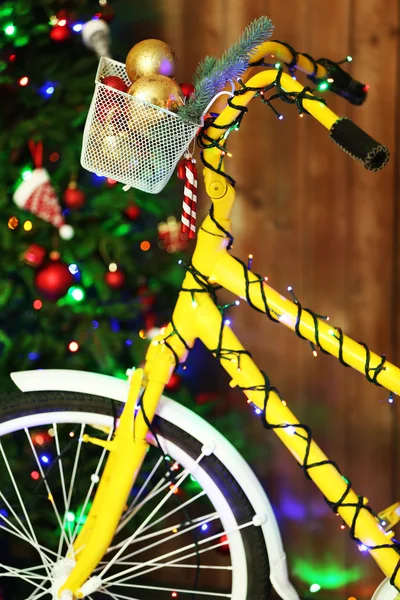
[178,16,274,122]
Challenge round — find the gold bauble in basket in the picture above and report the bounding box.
[127,74,184,113]
[102,131,129,161]
[126,39,177,83]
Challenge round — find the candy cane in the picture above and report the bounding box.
[178,157,197,239]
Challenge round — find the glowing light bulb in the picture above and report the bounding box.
[109,262,117,272]
[192,300,197,308]
[224,319,231,326]
[31,471,40,480]
[278,114,284,120]
[40,454,50,464]
[66,512,75,522]
[310,583,321,593]
[69,287,85,302]
[68,341,79,352]
[235,300,240,306]
[358,544,368,552]
[4,24,15,35]
[21,168,32,180]
[72,23,83,32]
[286,425,296,436]
[318,82,329,91]
[33,299,42,310]
[327,77,334,83]
[201,523,208,531]
[347,55,353,62]
[275,62,281,69]
[68,263,79,275]
[19,76,29,87]
[23,220,33,231]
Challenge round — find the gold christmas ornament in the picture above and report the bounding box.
[127,74,184,113]
[104,104,129,135]
[101,132,128,160]
[125,39,177,83]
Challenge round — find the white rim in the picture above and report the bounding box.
[0,408,250,599]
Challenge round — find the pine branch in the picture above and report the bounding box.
[178,16,274,122]
[194,56,218,85]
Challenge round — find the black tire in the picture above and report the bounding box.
[0,390,271,599]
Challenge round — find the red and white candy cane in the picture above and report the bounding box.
[178,156,197,239]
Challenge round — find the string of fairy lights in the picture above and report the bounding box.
[159,50,400,594]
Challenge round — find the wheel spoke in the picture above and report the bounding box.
[108,492,208,552]
[0,563,50,589]
[70,427,112,544]
[106,582,232,597]
[0,489,35,542]
[104,511,219,567]
[117,455,164,532]
[25,586,51,600]
[99,451,206,578]
[24,428,70,556]
[0,440,52,576]
[101,560,231,570]
[54,422,72,555]
[103,521,252,585]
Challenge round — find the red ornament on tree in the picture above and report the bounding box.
[124,203,141,221]
[158,217,188,253]
[105,267,126,289]
[218,534,230,553]
[22,244,46,268]
[50,24,71,42]
[102,75,128,93]
[165,372,181,392]
[63,183,86,210]
[34,259,74,301]
[179,82,195,99]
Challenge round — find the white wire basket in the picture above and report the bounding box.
[81,57,200,194]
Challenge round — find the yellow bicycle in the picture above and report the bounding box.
[2,18,399,600]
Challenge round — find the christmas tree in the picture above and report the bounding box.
[0,0,192,390]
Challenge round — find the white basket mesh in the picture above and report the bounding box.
[81,57,200,194]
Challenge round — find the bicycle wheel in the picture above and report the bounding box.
[0,389,271,600]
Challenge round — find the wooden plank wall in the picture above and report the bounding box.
[158,1,400,598]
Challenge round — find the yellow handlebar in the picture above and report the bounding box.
[248,40,328,80]
[202,68,339,172]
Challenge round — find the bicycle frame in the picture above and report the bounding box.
[60,43,400,598]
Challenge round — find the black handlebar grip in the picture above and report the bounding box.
[329,118,389,171]
[312,58,368,106]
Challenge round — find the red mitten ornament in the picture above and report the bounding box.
[178,155,197,239]
[13,141,74,239]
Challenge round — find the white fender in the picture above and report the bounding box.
[371,579,398,600]
[10,369,299,600]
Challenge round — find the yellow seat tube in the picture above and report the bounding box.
[193,292,400,588]
[212,251,400,396]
